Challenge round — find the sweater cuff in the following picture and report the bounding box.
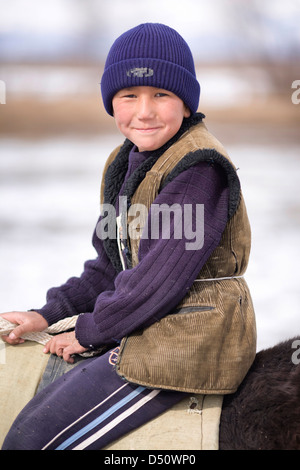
[34,300,70,326]
[75,313,104,349]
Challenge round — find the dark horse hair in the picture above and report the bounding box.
[219,337,300,450]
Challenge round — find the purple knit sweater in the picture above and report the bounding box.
[37,145,229,349]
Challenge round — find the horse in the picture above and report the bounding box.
[219,337,300,450]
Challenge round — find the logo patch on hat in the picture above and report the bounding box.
[126,67,154,78]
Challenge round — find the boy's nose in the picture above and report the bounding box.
[136,96,155,119]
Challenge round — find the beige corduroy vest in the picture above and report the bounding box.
[102,122,257,394]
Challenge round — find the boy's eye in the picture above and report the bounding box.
[155,92,168,97]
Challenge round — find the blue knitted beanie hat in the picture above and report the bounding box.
[101,23,200,116]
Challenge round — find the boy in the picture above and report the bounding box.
[1,23,256,450]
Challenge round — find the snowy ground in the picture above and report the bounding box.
[0,135,299,352]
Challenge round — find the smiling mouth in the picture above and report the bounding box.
[135,127,161,133]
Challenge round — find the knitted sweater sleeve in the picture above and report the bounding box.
[75,161,230,348]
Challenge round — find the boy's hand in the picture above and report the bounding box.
[43,332,88,364]
[0,311,48,345]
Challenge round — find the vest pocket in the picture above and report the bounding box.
[172,306,215,315]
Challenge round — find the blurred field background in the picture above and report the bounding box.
[0,0,300,350]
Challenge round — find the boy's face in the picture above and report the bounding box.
[112,86,190,152]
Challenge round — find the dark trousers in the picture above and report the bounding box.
[2,347,185,450]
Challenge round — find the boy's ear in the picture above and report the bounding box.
[184,105,191,118]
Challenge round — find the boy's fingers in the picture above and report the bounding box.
[43,340,51,354]
[8,324,28,341]
[1,334,25,345]
[62,343,77,363]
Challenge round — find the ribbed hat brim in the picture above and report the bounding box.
[101,57,200,116]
